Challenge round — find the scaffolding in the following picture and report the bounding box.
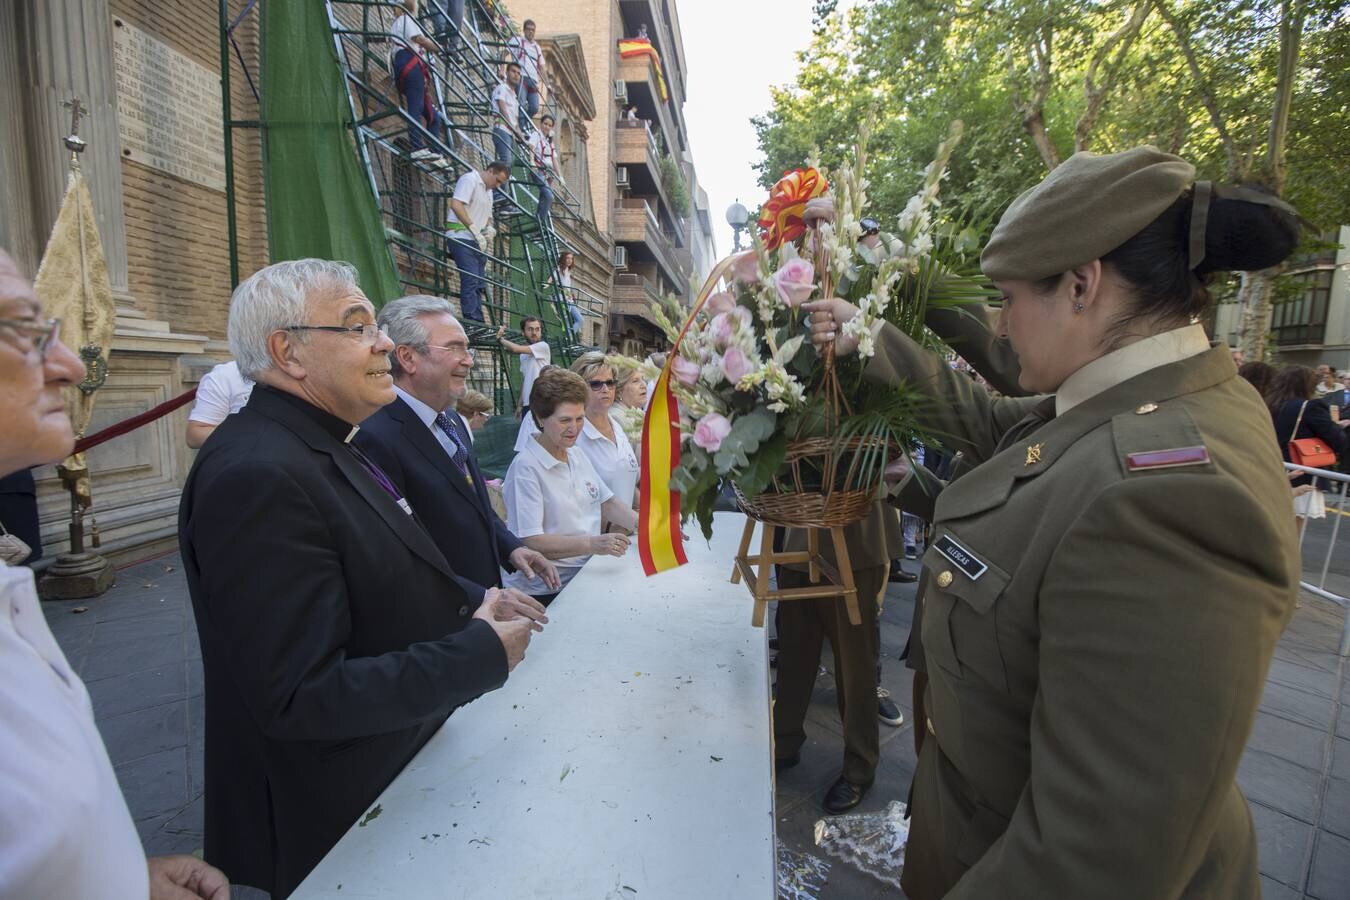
[219,0,600,433]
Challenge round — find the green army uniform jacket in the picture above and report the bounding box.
[780,302,1021,573]
[865,322,1299,899]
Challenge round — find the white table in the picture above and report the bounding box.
[292,512,775,899]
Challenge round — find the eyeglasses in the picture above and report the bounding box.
[0,316,62,359]
[588,379,617,391]
[425,342,474,357]
[286,323,385,346]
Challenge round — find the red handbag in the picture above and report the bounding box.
[1288,401,1339,468]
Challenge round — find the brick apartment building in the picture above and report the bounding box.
[505,0,717,356]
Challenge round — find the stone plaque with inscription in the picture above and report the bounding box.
[112,19,226,191]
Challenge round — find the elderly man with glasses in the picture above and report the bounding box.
[178,260,548,897]
[0,249,230,898]
[354,295,560,604]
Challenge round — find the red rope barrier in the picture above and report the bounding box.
[72,387,198,455]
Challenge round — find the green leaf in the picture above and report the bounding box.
[731,431,788,498]
[712,407,778,474]
[774,334,805,366]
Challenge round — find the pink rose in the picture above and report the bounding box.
[774,258,816,307]
[709,312,734,351]
[692,412,733,452]
[671,355,700,387]
[721,346,753,384]
[706,291,736,316]
[731,251,760,283]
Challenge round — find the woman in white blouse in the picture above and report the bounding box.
[502,368,638,604]
[569,352,640,510]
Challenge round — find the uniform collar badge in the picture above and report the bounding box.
[1025,443,1043,466]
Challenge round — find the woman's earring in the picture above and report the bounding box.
[1073,302,1085,313]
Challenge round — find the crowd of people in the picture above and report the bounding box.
[387,0,582,336]
[1238,358,1350,520]
[0,142,1321,900]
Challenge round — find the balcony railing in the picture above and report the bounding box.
[617,52,683,156]
[613,199,689,287]
[612,273,678,329]
[616,119,661,160]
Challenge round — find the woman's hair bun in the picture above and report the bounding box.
[1194,186,1301,276]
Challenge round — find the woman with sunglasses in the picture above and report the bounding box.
[568,352,641,514]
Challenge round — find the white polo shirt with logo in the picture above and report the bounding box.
[575,410,639,509]
[501,436,613,594]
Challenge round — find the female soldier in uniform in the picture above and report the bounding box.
[805,147,1301,899]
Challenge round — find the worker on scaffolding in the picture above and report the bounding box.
[508,19,548,119]
[424,0,465,57]
[446,161,510,325]
[492,62,526,188]
[525,113,559,224]
[389,0,448,169]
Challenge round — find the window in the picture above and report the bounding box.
[1272,268,1334,346]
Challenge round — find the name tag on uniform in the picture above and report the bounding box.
[933,534,988,581]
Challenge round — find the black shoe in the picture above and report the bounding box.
[877,687,905,727]
[889,561,917,583]
[823,776,872,813]
[775,752,801,772]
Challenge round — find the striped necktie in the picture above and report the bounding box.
[433,412,472,481]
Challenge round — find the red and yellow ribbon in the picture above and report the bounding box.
[618,38,669,103]
[757,168,828,250]
[638,254,738,575]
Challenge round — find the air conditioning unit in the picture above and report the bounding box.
[613,80,629,104]
[615,166,630,187]
[613,245,629,268]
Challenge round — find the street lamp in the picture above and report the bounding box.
[726,200,750,252]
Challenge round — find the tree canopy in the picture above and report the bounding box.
[755,0,1348,239]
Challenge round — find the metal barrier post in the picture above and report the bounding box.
[1285,462,1350,656]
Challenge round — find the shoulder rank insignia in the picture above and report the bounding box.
[1025,443,1043,466]
[1125,446,1211,472]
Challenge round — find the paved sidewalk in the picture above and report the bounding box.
[42,553,204,858]
[37,550,1350,899]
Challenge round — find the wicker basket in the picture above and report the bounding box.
[732,432,892,528]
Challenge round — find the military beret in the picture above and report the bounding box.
[981,146,1196,282]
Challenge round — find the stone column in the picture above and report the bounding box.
[5,0,130,297]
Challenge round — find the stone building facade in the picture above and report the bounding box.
[0,0,614,564]
[0,0,268,563]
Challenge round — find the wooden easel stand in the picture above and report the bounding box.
[729,518,862,628]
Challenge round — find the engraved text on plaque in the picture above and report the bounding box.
[112,20,227,192]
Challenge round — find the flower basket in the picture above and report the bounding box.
[636,121,986,609]
[732,353,895,529]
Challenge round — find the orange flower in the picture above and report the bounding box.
[757,168,829,250]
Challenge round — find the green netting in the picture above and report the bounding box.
[261,2,401,305]
[472,415,521,480]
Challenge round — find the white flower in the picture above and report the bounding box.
[911,232,934,259]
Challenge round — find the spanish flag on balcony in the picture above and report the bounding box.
[638,255,736,575]
[618,38,669,104]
